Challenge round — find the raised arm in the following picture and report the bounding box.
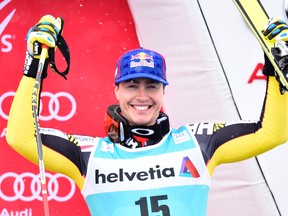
[205,18,288,175]
[6,15,86,189]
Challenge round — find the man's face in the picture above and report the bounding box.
[115,78,165,126]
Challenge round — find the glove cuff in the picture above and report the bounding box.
[262,53,276,76]
[23,51,49,79]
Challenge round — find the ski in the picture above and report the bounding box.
[232,0,288,91]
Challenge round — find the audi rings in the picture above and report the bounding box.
[0,91,14,120]
[0,172,76,202]
[0,91,76,121]
[39,92,76,121]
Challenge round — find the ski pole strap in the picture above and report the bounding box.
[49,35,70,80]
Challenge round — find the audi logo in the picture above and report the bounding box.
[0,172,76,202]
[0,91,76,121]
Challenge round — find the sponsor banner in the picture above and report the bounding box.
[0,0,139,215]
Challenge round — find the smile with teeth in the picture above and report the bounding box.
[133,105,150,111]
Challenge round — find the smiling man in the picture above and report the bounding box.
[114,49,167,126]
[115,78,165,125]
[6,15,288,216]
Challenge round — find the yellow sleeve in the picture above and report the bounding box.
[207,76,288,175]
[6,76,85,189]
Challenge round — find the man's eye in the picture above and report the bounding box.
[128,84,137,88]
[148,85,158,89]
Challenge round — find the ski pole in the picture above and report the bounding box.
[31,44,50,216]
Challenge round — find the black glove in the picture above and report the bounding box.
[23,15,64,79]
[262,53,275,76]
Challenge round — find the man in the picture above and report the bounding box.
[6,15,288,215]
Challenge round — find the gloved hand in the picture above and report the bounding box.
[263,17,288,42]
[23,15,63,79]
[262,17,288,76]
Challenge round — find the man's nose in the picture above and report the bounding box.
[136,87,149,101]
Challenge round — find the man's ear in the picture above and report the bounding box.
[114,85,119,100]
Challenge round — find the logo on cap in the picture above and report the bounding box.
[130,52,154,69]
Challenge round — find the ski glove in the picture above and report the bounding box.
[23,15,63,79]
[263,17,288,42]
[262,17,288,77]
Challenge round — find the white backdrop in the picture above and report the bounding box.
[128,0,288,215]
